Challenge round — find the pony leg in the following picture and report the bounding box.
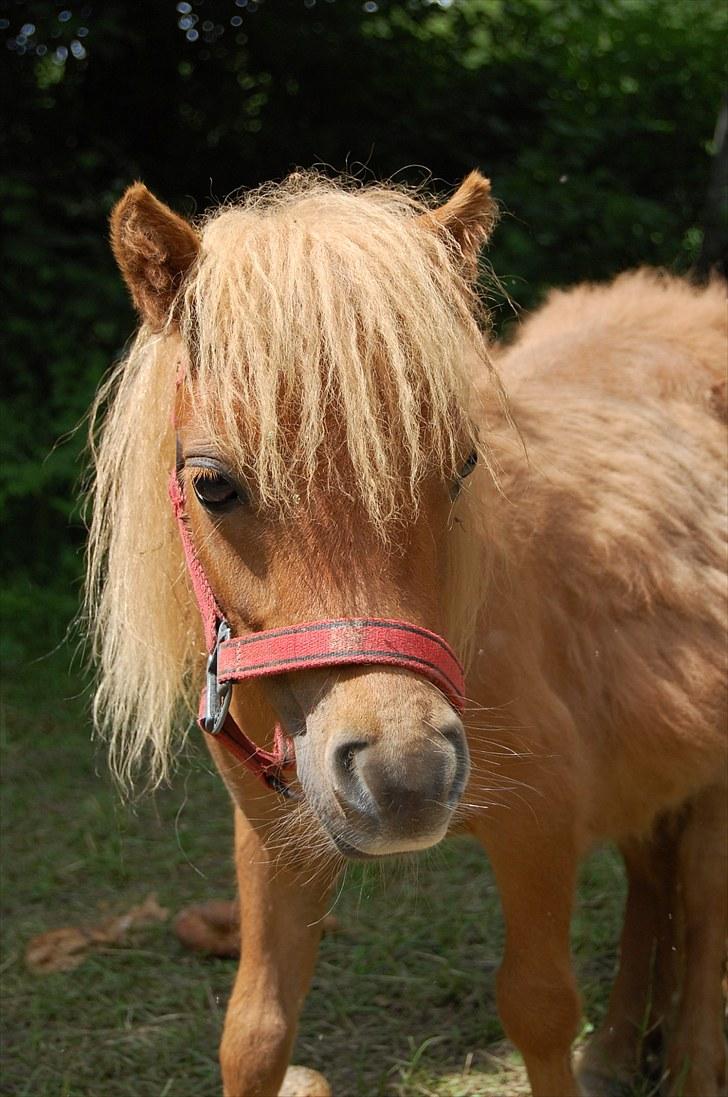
[473,819,582,1097]
[220,805,335,1097]
[665,783,727,1097]
[578,824,681,1092]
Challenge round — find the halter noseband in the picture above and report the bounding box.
[169,470,466,797]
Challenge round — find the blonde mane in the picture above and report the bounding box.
[86,175,497,787]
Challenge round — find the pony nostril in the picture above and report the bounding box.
[332,739,368,785]
[439,718,469,803]
[441,721,466,749]
[340,745,358,773]
[438,719,467,762]
[331,739,375,817]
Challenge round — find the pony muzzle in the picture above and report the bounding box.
[312,714,470,858]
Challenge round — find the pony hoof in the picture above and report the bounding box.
[575,1066,632,1097]
[278,1065,332,1097]
[173,899,239,956]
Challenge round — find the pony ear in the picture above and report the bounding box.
[110,183,199,330]
[426,171,498,272]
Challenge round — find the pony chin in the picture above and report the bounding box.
[324,821,452,860]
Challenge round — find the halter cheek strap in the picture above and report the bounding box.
[169,471,466,796]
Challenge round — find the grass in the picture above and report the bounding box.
[1,644,630,1097]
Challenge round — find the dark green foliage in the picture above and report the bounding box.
[1,0,726,658]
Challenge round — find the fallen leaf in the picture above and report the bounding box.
[25,894,169,974]
[321,914,341,935]
[25,927,95,974]
[173,899,239,957]
[173,900,341,958]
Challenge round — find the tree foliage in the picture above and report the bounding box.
[1,0,725,655]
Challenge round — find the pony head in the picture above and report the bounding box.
[88,172,499,858]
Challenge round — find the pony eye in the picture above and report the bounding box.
[458,449,478,480]
[191,471,240,511]
[451,449,478,500]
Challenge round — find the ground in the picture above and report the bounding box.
[2,651,638,1097]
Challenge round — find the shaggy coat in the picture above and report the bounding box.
[89,173,727,1097]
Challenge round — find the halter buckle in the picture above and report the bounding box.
[203,619,232,734]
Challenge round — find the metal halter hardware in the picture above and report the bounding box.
[203,619,232,734]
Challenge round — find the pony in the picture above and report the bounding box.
[86,170,727,1097]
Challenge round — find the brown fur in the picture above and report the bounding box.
[110,183,199,330]
[482,270,726,841]
[425,169,498,273]
[469,270,727,1094]
[92,174,727,1096]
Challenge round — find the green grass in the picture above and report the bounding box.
[1,646,629,1097]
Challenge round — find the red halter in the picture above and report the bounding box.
[169,471,465,796]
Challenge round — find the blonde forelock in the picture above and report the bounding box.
[180,174,491,531]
